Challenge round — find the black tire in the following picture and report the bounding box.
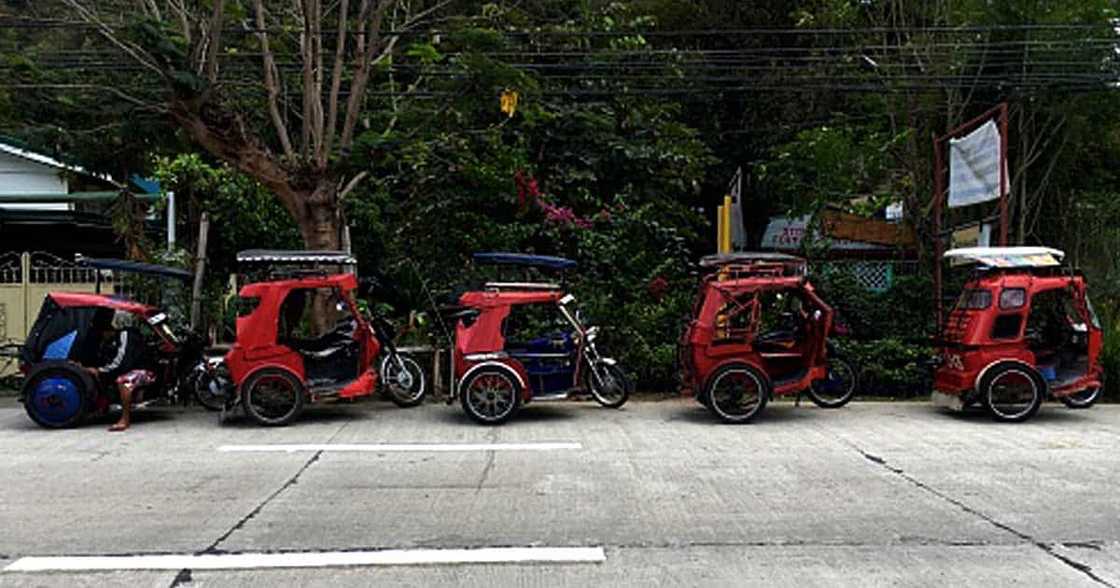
[381,354,427,408]
[705,363,770,424]
[242,368,305,426]
[460,367,521,425]
[1060,385,1102,409]
[981,364,1044,423]
[191,363,230,412]
[808,355,858,409]
[22,362,95,429]
[584,360,631,408]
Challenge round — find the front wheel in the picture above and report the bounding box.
[705,363,770,424]
[191,362,230,412]
[808,355,858,409]
[381,354,427,408]
[585,361,631,408]
[243,369,305,426]
[1060,386,1102,409]
[982,364,1043,423]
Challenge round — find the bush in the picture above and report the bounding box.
[814,265,936,398]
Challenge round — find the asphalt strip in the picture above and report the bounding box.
[4,547,607,572]
[217,442,582,453]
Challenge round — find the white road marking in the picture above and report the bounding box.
[217,442,582,453]
[4,547,606,572]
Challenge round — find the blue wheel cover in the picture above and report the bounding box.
[30,376,82,425]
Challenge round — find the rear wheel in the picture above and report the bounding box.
[1060,386,1102,409]
[460,368,521,425]
[808,355,858,409]
[585,361,631,408]
[191,363,230,412]
[706,363,769,424]
[381,354,427,408]
[982,364,1043,423]
[243,369,305,426]
[22,362,94,429]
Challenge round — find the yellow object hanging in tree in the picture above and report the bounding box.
[500,89,519,118]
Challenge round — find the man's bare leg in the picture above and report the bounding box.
[110,384,132,432]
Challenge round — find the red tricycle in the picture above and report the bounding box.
[224,250,426,426]
[19,257,224,428]
[443,253,631,425]
[932,247,1103,422]
[678,253,857,423]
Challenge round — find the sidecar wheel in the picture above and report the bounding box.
[460,368,520,425]
[982,364,1043,423]
[382,355,427,408]
[585,361,630,408]
[243,369,305,427]
[706,363,769,424]
[22,362,94,429]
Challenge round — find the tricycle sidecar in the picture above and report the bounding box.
[932,247,1103,422]
[446,253,631,425]
[678,253,857,424]
[19,258,211,428]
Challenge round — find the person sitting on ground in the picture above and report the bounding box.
[88,310,154,432]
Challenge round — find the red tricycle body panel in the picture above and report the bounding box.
[934,270,1102,400]
[680,272,833,397]
[454,290,565,401]
[225,272,379,398]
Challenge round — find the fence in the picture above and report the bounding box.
[0,251,118,343]
[813,259,920,292]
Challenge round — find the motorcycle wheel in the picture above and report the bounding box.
[807,355,858,409]
[381,354,427,408]
[584,361,631,408]
[191,365,229,412]
[1060,386,1102,409]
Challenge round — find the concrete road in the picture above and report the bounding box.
[0,397,1118,587]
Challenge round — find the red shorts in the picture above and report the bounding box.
[116,370,156,389]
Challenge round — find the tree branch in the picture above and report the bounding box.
[252,0,296,158]
[339,0,396,150]
[323,0,349,162]
[205,0,226,84]
[60,0,166,78]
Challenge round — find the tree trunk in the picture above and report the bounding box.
[297,182,342,251]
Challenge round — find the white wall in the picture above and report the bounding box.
[0,151,71,211]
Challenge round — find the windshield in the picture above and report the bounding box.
[955,288,992,311]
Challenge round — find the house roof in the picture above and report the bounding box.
[0,138,122,189]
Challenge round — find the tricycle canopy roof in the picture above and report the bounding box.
[237,249,357,265]
[699,252,805,268]
[473,252,577,271]
[48,292,156,316]
[76,256,192,281]
[943,246,1064,268]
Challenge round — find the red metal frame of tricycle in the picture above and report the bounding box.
[224,273,380,399]
[679,264,834,399]
[933,270,1102,400]
[453,288,578,402]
